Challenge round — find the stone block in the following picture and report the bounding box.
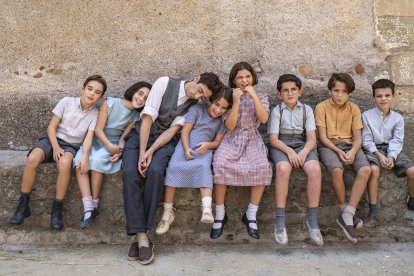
[393,86,414,113]
[388,51,414,85]
[376,16,414,46]
[375,0,414,17]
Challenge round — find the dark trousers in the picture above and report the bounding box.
[122,128,178,235]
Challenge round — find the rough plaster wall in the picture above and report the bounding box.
[0,0,394,149]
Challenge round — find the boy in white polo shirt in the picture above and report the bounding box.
[9,75,106,230]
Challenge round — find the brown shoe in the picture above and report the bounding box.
[128,242,139,261]
[138,239,154,265]
[336,215,358,243]
[363,216,377,228]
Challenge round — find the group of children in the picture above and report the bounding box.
[8,62,414,264]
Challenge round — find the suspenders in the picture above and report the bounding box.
[278,103,307,135]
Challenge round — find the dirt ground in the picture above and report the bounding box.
[1,242,413,275]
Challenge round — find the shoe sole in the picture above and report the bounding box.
[128,256,139,261]
[201,216,214,224]
[138,244,154,265]
[336,219,357,244]
[80,213,100,229]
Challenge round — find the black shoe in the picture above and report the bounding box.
[9,193,31,225]
[210,213,228,239]
[242,213,259,239]
[80,208,99,229]
[50,200,64,230]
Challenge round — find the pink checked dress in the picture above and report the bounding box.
[213,93,272,186]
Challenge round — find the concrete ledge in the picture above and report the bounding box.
[1,150,414,245]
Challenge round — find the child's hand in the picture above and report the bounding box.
[387,156,395,169]
[108,144,122,155]
[76,156,90,174]
[338,150,351,164]
[195,142,208,155]
[297,150,307,167]
[185,148,195,160]
[109,153,122,163]
[344,151,356,165]
[53,147,65,162]
[232,88,243,104]
[243,86,257,98]
[378,154,389,168]
[287,148,301,168]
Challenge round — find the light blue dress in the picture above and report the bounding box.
[73,97,140,174]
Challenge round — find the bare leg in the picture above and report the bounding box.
[367,164,380,204]
[91,171,104,199]
[55,152,74,200]
[164,186,176,204]
[406,167,414,197]
[302,160,322,208]
[348,166,371,208]
[200,187,212,198]
[331,168,346,205]
[250,185,265,205]
[275,161,292,208]
[21,148,45,193]
[214,184,227,205]
[76,168,91,198]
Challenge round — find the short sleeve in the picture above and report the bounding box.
[314,102,326,127]
[88,109,98,130]
[106,97,114,112]
[216,121,227,135]
[259,93,270,113]
[267,107,280,134]
[351,104,363,130]
[305,105,316,132]
[184,104,200,125]
[52,97,69,118]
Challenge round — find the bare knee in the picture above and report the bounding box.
[370,164,380,178]
[406,167,414,179]
[57,157,73,172]
[26,151,43,168]
[331,167,343,177]
[275,162,292,179]
[305,161,321,180]
[357,165,371,177]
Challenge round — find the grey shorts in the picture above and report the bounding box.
[269,134,319,164]
[318,141,369,173]
[364,144,414,178]
[29,133,79,163]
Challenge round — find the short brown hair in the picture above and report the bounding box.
[327,73,355,93]
[83,75,107,95]
[372,79,395,97]
[228,62,258,88]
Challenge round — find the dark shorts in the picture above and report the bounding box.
[364,144,414,178]
[318,141,369,174]
[29,133,79,163]
[269,134,319,165]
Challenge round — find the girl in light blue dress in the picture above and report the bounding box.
[73,81,152,228]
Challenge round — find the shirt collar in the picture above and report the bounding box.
[281,100,302,110]
[328,98,348,109]
[374,107,392,118]
[78,97,96,111]
[179,80,187,100]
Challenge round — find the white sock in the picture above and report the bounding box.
[161,202,174,221]
[82,196,94,220]
[92,198,99,209]
[246,203,258,230]
[137,232,149,248]
[342,205,356,226]
[212,204,225,229]
[201,196,212,207]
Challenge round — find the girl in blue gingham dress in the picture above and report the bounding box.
[155,88,233,235]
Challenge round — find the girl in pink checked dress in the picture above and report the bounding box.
[210,62,272,240]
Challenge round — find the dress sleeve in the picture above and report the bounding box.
[184,104,199,125]
[258,93,270,113]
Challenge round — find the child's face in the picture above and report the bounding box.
[373,87,394,113]
[207,97,230,118]
[233,69,254,90]
[81,80,104,107]
[131,87,150,109]
[277,81,302,107]
[329,81,351,107]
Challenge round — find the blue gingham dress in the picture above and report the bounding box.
[165,103,226,189]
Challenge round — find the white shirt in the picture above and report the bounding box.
[140,76,188,127]
[362,107,404,159]
[52,97,98,146]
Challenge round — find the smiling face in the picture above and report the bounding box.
[233,69,254,90]
[278,81,302,108]
[80,80,104,109]
[131,86,150,109]
[329,81,351,107]
[373,87,394,113]
[207,97,230,118]
[185,75,213,100]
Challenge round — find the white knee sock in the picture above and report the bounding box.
[246,203,258,230]
[161,202,174,221]
[212,204,225,229]
[82,196,94,220]
[201,196,212,207]
[92,198,99,209]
